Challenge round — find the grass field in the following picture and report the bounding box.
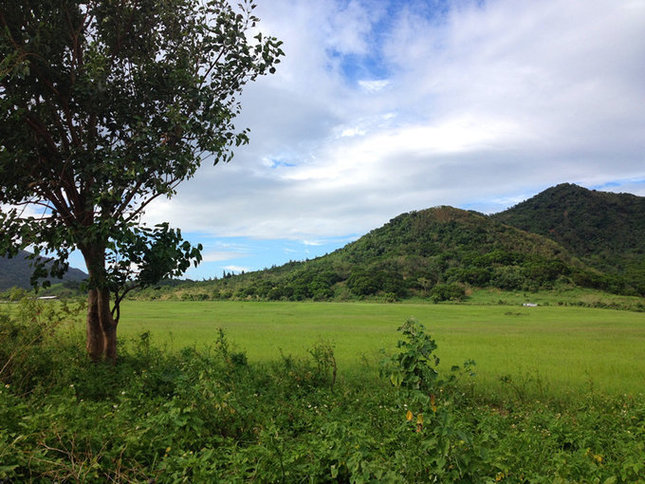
[3,297,645,481]
[114,300,645,397]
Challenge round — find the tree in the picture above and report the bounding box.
[416,277,431,297]
[0,0,283,362]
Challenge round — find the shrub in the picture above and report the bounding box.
[430,282,465,302]
[380,318,475,396]
[381,318,440,391]
[308,339,337,391]
[0,296,84,393]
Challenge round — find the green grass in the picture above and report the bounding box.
[114,300,645,397]
[465,286,645,310]
[3,297,645,482]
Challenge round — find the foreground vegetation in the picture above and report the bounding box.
[1,298,645,482]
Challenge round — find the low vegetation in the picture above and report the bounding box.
[1,297,644,482]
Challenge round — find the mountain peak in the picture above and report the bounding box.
[492,183,644,293]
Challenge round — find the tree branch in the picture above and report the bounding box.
[122,176,182,225]
[111,282,140,323]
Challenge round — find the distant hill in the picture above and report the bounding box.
[138,204,619,302]
[0,250,87,291]
[9,183,638,300]
[492,183,645,294]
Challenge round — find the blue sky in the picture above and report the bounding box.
[70,0,645,279]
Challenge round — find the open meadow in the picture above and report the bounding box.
[3,297,645,481]
[116,300,645,397]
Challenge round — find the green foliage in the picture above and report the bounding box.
[347,267,406,298]
[0,295,85,393]
[0,311,644,482]
[308,339,337,391]
[380,318,475,400]
[431,282,466,302]
[381,318,441,391]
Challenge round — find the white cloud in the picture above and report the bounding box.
[145,0,645,244]
[594,177,645,197]
[223,265,251,274]
[339,127,366,138]
[358,79,390,93]
[200,251,244,263]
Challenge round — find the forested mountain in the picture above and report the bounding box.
[7,184,642,300]
[0,250,87,291]
[143,204,628,302]
[492,183,645,294]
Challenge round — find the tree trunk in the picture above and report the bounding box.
[86,287,117,363]
[82,245,118,363]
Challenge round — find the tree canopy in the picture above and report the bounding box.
[0,0,283,361]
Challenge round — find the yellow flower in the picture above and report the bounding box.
[406,410,413,421]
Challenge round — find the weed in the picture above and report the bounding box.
[308,339,337,391]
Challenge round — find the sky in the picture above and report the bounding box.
[90,0,645,278]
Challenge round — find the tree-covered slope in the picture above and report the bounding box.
[142,205,614,302]
[322,206,595,297]
[492,183,645,294]
[0,250,87,291]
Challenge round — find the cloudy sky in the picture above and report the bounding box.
[143,0,645,279]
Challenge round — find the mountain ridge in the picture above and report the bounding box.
[3,183,643,299]
[0,250,87,292]
[135,184,644,301]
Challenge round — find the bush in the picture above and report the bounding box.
[380,318,441,391]
[430,282,465,302]
[0,296,84,394]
